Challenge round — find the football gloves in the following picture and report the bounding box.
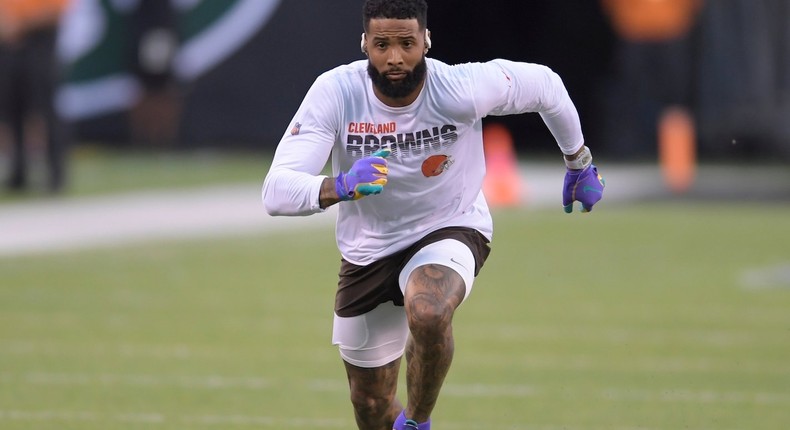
[563,164,605,213]
[335,149,391,201]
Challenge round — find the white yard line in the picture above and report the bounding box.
[740,263,790,290]
[4,370,789,405]
[0,409,345,428]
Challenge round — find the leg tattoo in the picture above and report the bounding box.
[403,264,465,423]
[344,359,404,430]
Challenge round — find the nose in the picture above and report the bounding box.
[387,47,404,65]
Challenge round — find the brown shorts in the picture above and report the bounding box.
[334,227,491,318]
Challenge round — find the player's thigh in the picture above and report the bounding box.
[332,301,409,368]
[398,239,476,306]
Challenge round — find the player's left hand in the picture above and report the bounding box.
[562,164,605,213]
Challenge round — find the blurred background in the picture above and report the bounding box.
[1,2,789,429]
[3,0,790,196]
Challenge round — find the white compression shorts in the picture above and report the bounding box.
[331,239,477,368]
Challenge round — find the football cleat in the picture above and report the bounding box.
[401,419,420,430]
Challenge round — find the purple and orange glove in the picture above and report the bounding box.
[335,149,391,201]
[562,146,605,213]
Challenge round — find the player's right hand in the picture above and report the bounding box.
[335,149,391,201]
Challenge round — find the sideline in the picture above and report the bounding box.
[0,184,336,257]
[3,163,785,258]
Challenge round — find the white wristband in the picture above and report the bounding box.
[564,146,592,170]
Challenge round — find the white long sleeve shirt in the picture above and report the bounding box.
[262,58,584,265]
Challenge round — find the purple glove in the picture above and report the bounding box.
[335,149,391,201]
[563,164,605,213]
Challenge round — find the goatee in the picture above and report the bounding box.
[368,57,427,100]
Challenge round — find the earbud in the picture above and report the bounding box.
[360,33,367,54]
[424,28,432,50]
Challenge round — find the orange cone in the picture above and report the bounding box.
[658,106,696,193]
[483,123,523,207]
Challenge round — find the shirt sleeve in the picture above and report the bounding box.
[471,59,585,155]
[262,74,341,216]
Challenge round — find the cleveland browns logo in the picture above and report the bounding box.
[421,154,453,177]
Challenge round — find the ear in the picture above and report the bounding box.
[360,33,367,54]
[424,29,432,50]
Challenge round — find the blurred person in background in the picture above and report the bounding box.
[127,0,180,146]
[0,0,70,193]
[600,0,704,160]
[263,1,605,429]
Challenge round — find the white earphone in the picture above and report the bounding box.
[360,29,432,53]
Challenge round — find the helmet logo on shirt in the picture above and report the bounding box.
[421,154,453,177]
[291,122,302,135]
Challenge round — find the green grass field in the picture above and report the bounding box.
[1,151,789,429]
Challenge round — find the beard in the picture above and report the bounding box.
[367,56,427,100]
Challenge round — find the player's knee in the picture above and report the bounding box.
[349,389,394,418]
[405,265,462,335]
[407,293,451,326]
[407,303,453,341]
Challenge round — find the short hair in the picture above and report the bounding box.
[362,0,428,32]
